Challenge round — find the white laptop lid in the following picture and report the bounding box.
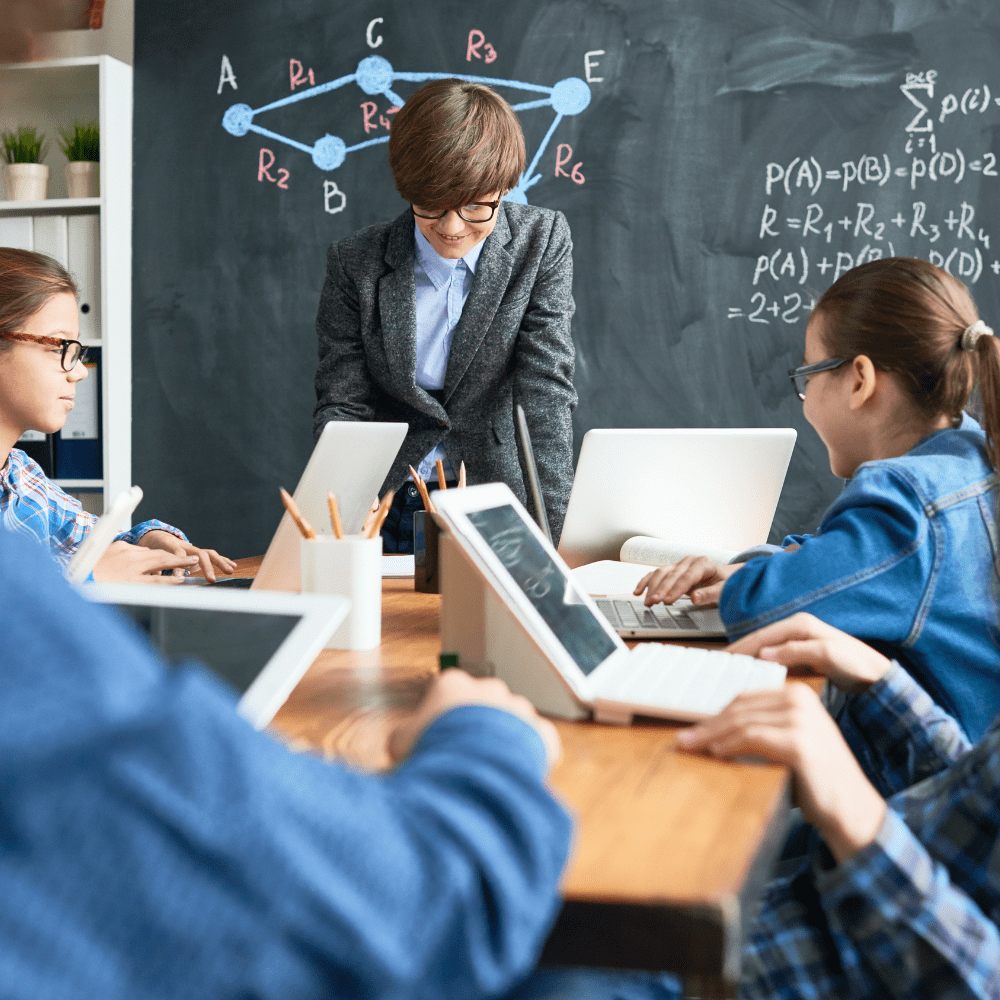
[558,428,797,568]
[82,583,348,728]
[65,485,144,584]
[433,483,629,710]
[254,420,407,591]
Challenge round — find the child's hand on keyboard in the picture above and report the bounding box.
[726,613,892,694]
[676,684,886,864]
[634,557,743,608]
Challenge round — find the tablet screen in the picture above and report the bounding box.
[467,504,617,675]
[118,605,302,694]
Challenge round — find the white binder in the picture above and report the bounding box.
[32,215,68,267]
[67,214,101,340]
[0,216,33,251]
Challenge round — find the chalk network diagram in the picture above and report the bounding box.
[222,55,591,202]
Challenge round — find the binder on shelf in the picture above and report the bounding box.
[66,214,101,341]
[56,347,102,481]
[0,215,33,251]
[17,429,56,477]
[32,215,69,267]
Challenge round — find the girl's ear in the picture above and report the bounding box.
[848,355,878,411]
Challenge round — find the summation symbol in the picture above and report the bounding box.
[222,55,591,202]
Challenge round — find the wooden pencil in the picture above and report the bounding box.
[327,492,344,539]
[458,461,466,488]
[367,490,395,538]
[408,465,436,514]
[435,459,447,491]
[280,487,316,540]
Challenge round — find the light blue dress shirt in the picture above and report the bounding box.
[412,223,486,482]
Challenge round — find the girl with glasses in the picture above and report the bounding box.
[635,257,1000,773]
[0,248,235,583]
[313,79,577,553]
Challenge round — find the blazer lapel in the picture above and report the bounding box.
[379,214,421,399]
[442,206,514,401]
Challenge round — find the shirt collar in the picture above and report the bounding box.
[413,222,486,290]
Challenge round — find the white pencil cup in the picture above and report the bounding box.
[300,535,382,650]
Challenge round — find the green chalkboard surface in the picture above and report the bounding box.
[133,0,1000,556]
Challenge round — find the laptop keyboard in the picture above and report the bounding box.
[592,643,786,722]
[596,598,722,634]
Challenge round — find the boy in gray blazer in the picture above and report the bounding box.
[314,79,577,551]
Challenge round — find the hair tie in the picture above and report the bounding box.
[961,320,994,351]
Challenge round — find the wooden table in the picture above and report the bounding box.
[256,560,806,997]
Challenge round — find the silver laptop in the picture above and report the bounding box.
[433,483,786,724]
[203,420,407,591]
[83,582,348,728]
[556,428,795,638]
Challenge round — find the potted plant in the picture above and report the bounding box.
[59,121,100,198]
[1,127,49,202]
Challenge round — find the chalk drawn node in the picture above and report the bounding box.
[550,77,592,115]
[222,103,254,137]
[356,55,395,95]
[313,135,347,171]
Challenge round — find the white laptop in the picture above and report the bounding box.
[559,428,796,567]
[207,420,407,591]
[433,483,786,725]
[557,428,796,639]
[83,582,348,728]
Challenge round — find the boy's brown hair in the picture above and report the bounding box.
[389,79,525,210]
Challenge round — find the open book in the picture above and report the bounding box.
[619,535,738,567]
[571,536,739,597]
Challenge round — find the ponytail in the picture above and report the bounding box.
[972,328,1000,526]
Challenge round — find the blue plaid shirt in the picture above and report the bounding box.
[741,663,1000,999]
[0,448,186,569]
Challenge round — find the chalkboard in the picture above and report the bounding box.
[132,0,1000,557]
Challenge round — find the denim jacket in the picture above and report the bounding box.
[719,417,1000,742]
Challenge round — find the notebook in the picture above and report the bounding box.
[432,483,785,724]
[83,582,348,728]
[557,428,797,569]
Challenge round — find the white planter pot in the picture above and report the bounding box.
[65,160,99,198]
[2,162,49,201]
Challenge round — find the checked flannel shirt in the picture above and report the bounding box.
[0,448,185,569]
[740,662,1000,1000]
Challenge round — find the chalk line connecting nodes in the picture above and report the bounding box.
[222,54,591,202]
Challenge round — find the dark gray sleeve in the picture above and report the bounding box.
[313,242,377,439]
[513,211,577,543]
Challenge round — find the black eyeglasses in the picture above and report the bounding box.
[412,197,502,224]
[0,329,90,371]
[788,357,847,400]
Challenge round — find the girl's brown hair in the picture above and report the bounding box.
[0,248,77,350]
[812,256,1000,484]
[388,79,525,210]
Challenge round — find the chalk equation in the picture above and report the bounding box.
[731,69,1000,325]
[220,52,591,210]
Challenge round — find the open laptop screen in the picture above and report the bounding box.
[117,605,302,695]
[466,504,617,675]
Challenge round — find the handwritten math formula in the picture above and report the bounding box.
[730,70,1000,326]
[218,21,600,216]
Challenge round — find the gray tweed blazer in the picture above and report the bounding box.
[313,202,577,540]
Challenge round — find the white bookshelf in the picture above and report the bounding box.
[0,55,132,511]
